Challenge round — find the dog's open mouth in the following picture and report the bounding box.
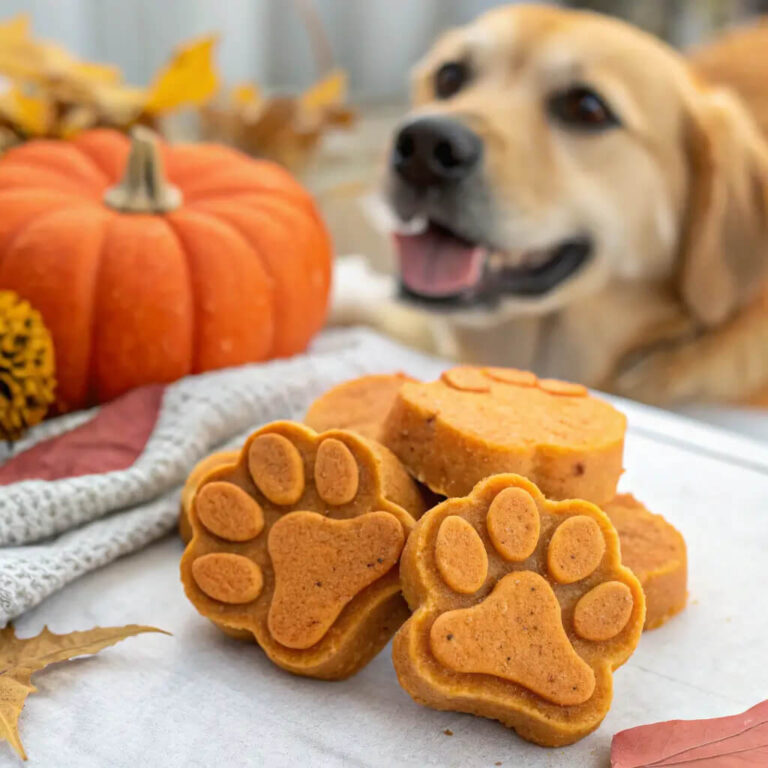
[394,221,592,306]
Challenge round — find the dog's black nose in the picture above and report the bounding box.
[392,117,482,186]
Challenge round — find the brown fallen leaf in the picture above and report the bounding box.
[200,68,355,172]
[611,699,768,767]
[0,623,168,761]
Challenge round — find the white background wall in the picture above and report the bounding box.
[2,0,754,101]
[2,0,509,101]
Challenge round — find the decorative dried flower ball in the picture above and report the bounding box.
[0,291,56,441]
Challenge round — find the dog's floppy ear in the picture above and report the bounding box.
[678,87,768,327]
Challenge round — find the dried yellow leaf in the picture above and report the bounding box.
[0,624,168,761]
[0,14,30,42]
[233,82,262,108]
[301,68,347,112]
[144,35,219,113]
[42,42,120,85]
[0,87,51,136]
[0,38,46,83]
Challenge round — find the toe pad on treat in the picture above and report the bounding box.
[435,516,488,594]
[547,515,605,584]
[574,581,634,641]
[196,482,264,542]
[192,553,264,604]
[248,433,305,505]
[486,487,540,562]
[314,438,359,505]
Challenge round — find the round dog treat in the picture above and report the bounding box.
[393,473,645,747]
[305,372,416,441]
[604,494,687,630]
[180,421,427,680]
[381,366,626,505]
[179,450,240,543]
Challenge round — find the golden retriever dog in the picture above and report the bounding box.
[334,4,768,406]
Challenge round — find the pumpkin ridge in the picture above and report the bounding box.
[0,206,111,410]
[155,215,198,377]
[187,202,289,357]
[0,161,99,200]
[249,195,331,338]
[164,208,275,370]
[177,158,315,210]
[71,130,131,183]
[82,212,114,408]
[0,195,91,271]
[4,142,110,192]
[89,214,196,403]
[188,199,317,357]
[183,185,314,209]
[186,203,278,287]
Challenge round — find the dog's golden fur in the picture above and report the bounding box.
[376,6,768,405]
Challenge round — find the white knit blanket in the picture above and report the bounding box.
[0,328,445,624]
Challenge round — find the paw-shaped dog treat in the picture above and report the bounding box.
[604,494,687,630]
[382,366,626,504]
[305,372,416,441]
[392,474,645,746]
[180,421,427,680]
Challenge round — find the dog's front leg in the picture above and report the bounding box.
[330,255,452,354]
[611,298,768,405]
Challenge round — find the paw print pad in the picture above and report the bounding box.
[181,421,425,680]
[393,474,645,747]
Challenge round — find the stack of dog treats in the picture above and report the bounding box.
[178,367,687,747]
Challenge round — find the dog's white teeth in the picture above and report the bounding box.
[395,215,429,235]
[360,195,429,236]
[505,251,529,268]
[488,252,506,271]
[492,248,553,271]
[526,249,551,268]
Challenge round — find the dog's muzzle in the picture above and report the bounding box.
[387,116,593,307]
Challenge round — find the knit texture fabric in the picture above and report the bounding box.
[0,328,445,623]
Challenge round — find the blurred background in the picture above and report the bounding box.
[2,0,767,263]
[1,0,767,438]
[4,0,767,100]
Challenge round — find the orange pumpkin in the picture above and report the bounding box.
[0,127,332,412]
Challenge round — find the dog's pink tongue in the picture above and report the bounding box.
[396,229,485,297]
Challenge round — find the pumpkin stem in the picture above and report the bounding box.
[104,126,182,214]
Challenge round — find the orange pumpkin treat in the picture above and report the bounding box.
[393,474,645,747]
[381,366,626,505]
[305,372,416,441]
[180,421,427,680]
[0,127,331,411]
[604,494,687,630]
[179,450,240,544]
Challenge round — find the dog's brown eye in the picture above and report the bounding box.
[548,86,619,130]
[435,62,469,99]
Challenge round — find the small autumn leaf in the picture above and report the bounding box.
[0,87,51,136]
[0,14,30,43]
[611,699,768,767]
[233,83,263,109]
[0,623,168,761]
[300,68,347,113]
[144,35,219,114]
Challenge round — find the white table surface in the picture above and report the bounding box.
[7,399,768,768]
